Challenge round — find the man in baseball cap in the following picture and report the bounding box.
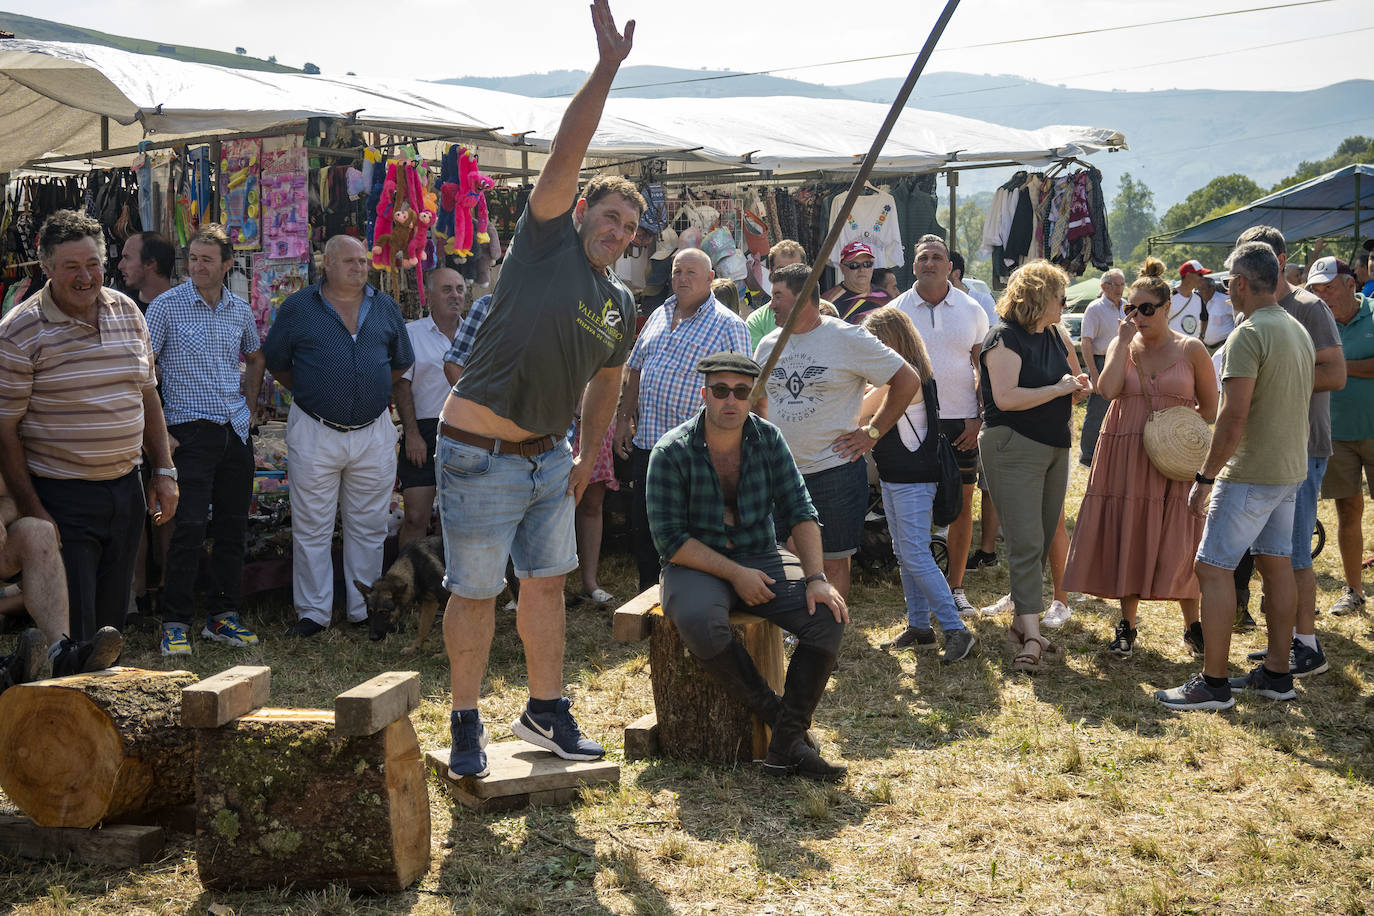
[1307,255,1355,286]
[1169,260,1212,339]
[823,241,890,324]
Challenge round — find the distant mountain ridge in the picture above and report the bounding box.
[439,67,1372,212]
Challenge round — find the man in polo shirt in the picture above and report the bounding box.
[614,247,750,593]
[1078,269,1128,467]
[146,224,266,656]
[755,263,917,602]
[263,234,414,638]
[395,267,465,548]
[117,231,175,312]
[0,209,178,655]
[438,0,640,780]
[1306,256,1374,617]
[1233,226,1344,678]
[892,234,989,615]
[647,352,848,780]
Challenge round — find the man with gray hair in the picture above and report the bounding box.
[1231,225,1344,677]
[1077,268,1127,466]
[1157,241,1314,711]
[263,234,414,638]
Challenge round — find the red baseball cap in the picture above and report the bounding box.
[1178,260,1212,277]
[840,241,875,263]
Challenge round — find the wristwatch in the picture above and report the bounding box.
[861,424,880,440]
[154,467,179,482]
[1194,471,1215,485]
[804,573,828,585]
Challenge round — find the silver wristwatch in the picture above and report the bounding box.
[154,467,179,482]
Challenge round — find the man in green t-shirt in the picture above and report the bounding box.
[1157,241,1314,712]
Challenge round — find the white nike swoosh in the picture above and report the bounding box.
[528,716,555,740]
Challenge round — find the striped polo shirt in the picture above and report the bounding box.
[0,283,157,480]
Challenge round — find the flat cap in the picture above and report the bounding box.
[696,351,762,378]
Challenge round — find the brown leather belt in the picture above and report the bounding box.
[439,421,556,458]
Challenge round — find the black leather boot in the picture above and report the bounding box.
[695,639,782,723]
[763,645,845,781]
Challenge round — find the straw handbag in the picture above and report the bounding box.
[1135,361,1211,482]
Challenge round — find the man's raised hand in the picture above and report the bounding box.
[591,0,634,66]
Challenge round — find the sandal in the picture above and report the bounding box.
[583,588,616,606]
[1012,634,1054,673]
[1007,619,1062,655]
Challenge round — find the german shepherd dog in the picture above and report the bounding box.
[354,535,448,655]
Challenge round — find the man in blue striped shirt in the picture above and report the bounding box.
[146,224,265,655]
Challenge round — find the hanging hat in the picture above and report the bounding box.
[650,225,678,261]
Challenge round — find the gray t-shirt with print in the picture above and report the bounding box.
[754,316,906,475]
[1277,285,1340,458]
[454,205,635,436]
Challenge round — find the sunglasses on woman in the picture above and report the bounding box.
[1127,300,1163,317]
[708,383,754,401]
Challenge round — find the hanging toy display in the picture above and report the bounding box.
[450,147,494,258]
[220,138,261,250]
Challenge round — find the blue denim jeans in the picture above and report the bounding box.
[1289,456,1328,571]
[436,435,577,599]
[1196,479,1299,570]
[881,480,965,632]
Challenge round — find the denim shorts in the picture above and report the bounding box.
[1289,457,1327,571]
[801,459,869,560]
[436,435,578,599]
[1195,478,1299,571]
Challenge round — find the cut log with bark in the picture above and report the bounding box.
[0,668,198,828]
[194,708,430,892]
[648,609,784,763]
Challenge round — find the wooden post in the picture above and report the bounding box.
[182,665,270,728]
[0,668,198,828]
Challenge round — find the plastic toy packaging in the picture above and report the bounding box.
[220,138,262,249]
[260,138,309,260]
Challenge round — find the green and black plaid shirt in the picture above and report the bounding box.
[646,409,819,562]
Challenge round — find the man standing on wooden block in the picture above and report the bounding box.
[646,352,850,780]
[0,210,176,659]
[436,0,640,779]
[146,224,266,656]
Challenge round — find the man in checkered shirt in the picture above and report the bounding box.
[146,224,266,656]
[613,247,749,592]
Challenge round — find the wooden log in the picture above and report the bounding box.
[182,665,271,728]
[195,707,430,892]
[424,742,620,814]
[648,609,785,763]
[612,585,661,643]
[334,671,420,737]
[0,668,198,828]
[623,712,659,762]
[0,815,164,867]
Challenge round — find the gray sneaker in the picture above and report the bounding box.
[1329,587,1367,616]
[1155,674,1235,711]
[1228,664,1297,701]
[881,626,936,651]
[940,628,978,665]
[0,628,48,694]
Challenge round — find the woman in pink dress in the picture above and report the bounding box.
[1063,259,1218,657]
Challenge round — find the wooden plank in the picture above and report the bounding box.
[334,671,421,737]
[424,742,619,813]
[623,713,659,761]
[0,815,163,866]
[612,585,661,643]
[181,666,270,729]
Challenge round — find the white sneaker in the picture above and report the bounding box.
[1043,600,1072,628]
[981,593,1014,617]
[951,588,976,618]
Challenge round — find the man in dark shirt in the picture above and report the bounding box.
[117,231,174,311]
[647,352,849,780]
[439,0,641,779]
[263,234,414,637]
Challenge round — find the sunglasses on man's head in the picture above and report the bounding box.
[708,384,754,401]
[1127,300,1163,317]
[842,260,875,270]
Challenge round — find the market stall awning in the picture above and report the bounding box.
[0,39,1127,176]
[1150,163,1374,248]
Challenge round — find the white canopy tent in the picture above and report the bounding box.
[0,40,1126,177]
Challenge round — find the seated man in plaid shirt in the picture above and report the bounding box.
[646,351,849,781]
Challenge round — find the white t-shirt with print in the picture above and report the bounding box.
[754,317,906,475]
[891,283,989,419]
[1169,291,1204,338]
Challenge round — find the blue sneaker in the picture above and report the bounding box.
[511,697,605,761]
[160,625,191,657]
[448,709,489,779]
[203,614,259,647]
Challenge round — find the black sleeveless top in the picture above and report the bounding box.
[978,319,1072,448]
[871,376,942,483]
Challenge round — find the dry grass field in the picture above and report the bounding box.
[3,412,1373,915]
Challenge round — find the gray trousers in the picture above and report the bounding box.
[660,548,845,659]
[1080,354,1108,465]
[978,425,1069,616]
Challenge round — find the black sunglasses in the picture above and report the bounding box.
[708,384,754,401]
[1127,300,1164,317]
[842,260,875,270]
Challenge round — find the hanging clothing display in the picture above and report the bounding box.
[827,187,903,270]
[981,165,1112,287]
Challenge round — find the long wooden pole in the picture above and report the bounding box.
[750,0,962,401]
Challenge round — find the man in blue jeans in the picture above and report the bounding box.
[647,352,849,780]
[1158,241,1314,711]
[438,0,641,779]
